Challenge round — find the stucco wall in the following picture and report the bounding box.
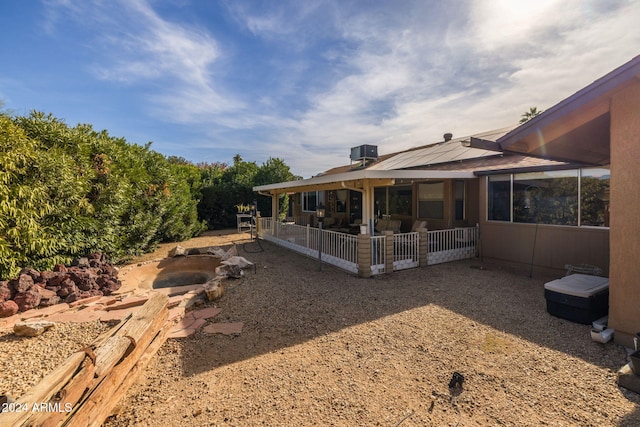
[609,80,640,347]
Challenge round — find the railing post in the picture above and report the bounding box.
[384,231,394,274]
[418,227,428,267]
[357,233,371,278]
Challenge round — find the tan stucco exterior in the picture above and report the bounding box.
[608,79,640,347]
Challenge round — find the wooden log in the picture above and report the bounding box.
[102,323,171,423]
[0,351,87,426]
[28,357,96,427]
[62,293,168,427]
[92,335,134,378]
[91,312,133,347]
[115,292,168,346]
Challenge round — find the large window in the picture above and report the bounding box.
[513,170,578,225]
[374,185,412,217]
[302,191,323,212]
[488,167,609,227]
[418,182,444,219]
[580,168,610,226]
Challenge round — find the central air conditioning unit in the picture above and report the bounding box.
[350,144,378,162]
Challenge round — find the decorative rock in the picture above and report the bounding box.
[53,264,67,273]
[9,274,34,293]
[169,245,188,257]
[204,280,224,301]
[0,300,19,318]
[2,252,121,311]
[216,264,243,279]
[13,320,56,337]
[19,267,42,283]
[0,281,12,301]
[57,278,78,298]
[14,289,42,312]
[71,257,90,268]
[34,287,61,307]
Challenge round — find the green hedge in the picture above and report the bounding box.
[0,111,297,280]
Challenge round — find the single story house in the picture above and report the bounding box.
[495,55,639,347]
[254,55,637,346]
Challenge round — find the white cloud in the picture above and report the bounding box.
[45,0,243,118]
[39,0,640,177]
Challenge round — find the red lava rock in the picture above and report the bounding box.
[14,289,42,312]
[19,267,42,283]
[53,264,67,273]
[57,278,77,298]
[36,287,61,307]
[2,253,121,311]
[0,300,19,318]
[0,281,12,301]
[9,274,34,293]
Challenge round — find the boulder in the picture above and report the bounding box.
[216,264,243,279]
[57,278,77,298]
[169,245,188,257]
[19,267,42,283]
[0,281,12,301]
[14,289,42,311]
[14,321,55,337]
[0,300,19,318]
[53,264,67,273]
[204,279,224,301]
[71,257,90,268]
[9,274,34,293]
[36,287,60,307]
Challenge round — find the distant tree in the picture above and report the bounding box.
[254,157,297,220]
[519,106,543,124]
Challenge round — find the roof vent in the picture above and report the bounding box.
[443,133,453,142]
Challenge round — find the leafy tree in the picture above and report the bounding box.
[254,157,298,220]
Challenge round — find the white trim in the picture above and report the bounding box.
[253,169,475,193]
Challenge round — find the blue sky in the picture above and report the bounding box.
[1,1,638,178]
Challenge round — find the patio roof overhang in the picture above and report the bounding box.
[253,169,475,194]
[497,55,640,165]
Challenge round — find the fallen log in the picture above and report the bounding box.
[0,351,88,426]
[1,292,170,427]
[62,293,168,427]
[29,356,96,427]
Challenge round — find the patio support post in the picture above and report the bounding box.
[418,227,428,267]
[271,192,279,237]
[357,232,372,278]
[384,230,394,274]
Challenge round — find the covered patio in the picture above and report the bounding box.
[253,169,480,276]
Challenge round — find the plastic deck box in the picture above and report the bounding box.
[544,274,609,324]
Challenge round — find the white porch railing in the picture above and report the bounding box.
[427,226,478,265]
[258,219,359,273]
[371,235,386,275]
[393,232,419,270]
[257,218,477,273]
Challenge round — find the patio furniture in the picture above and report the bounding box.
[236,214,253,233]
[374,218,401,234]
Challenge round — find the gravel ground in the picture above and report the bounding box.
[2,230,640,426]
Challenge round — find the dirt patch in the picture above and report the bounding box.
[3,230,640,426]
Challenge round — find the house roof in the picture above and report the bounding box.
[366,127,512,171]
[254,127,572,194]
[497,55,640,165]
